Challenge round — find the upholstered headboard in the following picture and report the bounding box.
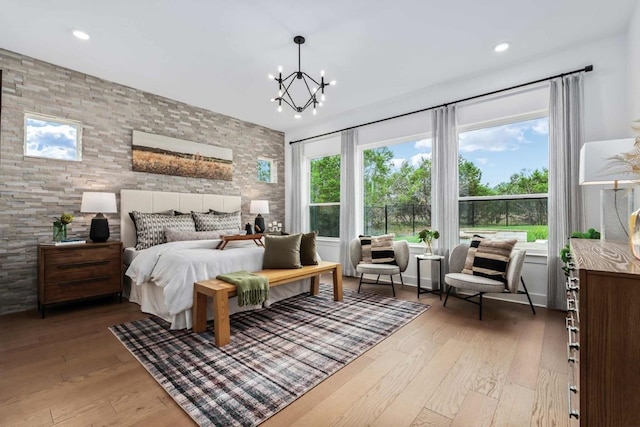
[120,189,242,248]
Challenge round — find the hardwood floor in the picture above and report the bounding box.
[0,277,568,426]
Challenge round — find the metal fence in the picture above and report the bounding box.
[458,194,548,228]
[311,194,548,238]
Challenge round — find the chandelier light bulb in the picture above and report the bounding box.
[278,90,282,97]
[277,106,282,112]
[313,87,318,93]
[270,98,275,102]
[321,94,325,101]
[319,102,323,107]
[313,108,317,115]
[294,114,301,119]
[268,74,275,80]
[330,80,336,85]
[278,65,283,72]
[321,70,325,77]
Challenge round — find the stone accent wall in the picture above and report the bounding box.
[0,49,285,314]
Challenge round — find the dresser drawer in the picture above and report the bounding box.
[44,275,121,302]
[43,244,121,267]
[43,257,120,283]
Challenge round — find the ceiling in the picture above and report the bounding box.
[0,0,637,134]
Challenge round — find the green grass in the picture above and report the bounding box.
[396,225,548,243]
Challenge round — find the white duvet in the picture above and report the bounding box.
[125,240,265,317]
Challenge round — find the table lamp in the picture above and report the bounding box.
[250,200,269,234]
[81,192,118,242]
[579,138,636,241]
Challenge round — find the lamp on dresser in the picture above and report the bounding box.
[81,192,117,242]
[250,200,269,234]
[579,138,636,241]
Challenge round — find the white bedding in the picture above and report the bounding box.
[125,240,308,329]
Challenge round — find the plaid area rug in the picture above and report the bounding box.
[110,285,429,426]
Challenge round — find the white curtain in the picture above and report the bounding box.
[431,105,459,269]
[290,142,303,233]
[547,74,585,309]
[339,129,358,276]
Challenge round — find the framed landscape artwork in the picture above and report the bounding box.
[132,130,233,181]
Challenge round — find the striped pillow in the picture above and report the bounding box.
[371,234,396,264]
[359,234,396,264]
[471,239,517,284]
[462,234,485,275]
[359,235,373,263]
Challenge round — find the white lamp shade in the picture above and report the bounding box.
[81,192,118,213]
[250,200,269,214]
[579,138,637,186]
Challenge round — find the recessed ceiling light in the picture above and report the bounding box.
[73,30,90,40]
[294,114,302,119]
[494,42,509,53]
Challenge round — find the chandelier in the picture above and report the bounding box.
[269,35,335,118]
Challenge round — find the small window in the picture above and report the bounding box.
[257,158,277,183]
[24,113,82,161]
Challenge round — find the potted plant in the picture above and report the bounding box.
[417,228,440,254]
[53,213,74,242]
[560,228,600,276]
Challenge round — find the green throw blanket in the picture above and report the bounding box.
[216,271,269,307]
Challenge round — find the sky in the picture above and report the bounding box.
[25,117,79,160]
[386,117,549,187]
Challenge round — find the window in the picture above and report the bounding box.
[363,138,432,241]
[24,113,82,161]
[257,158,277,183]
[458,116,549,251]
[309,154,340,237]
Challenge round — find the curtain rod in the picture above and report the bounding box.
[289,64,593,145]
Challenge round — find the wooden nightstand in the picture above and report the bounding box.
[38,241,123,318]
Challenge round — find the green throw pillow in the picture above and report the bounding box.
[300,231,318,265]
[263,234,303,269]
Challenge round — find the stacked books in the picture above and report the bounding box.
[41,238,86,246]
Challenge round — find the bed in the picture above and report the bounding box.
[120,189,307,329]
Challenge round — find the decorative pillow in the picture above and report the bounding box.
[462,234,485,274]
[359,233,395,264]
[129,209,174,244]
[262,234,302,269]
[216,228,244,237]
[164,228,222,242]
[359,235,372,263]
[131,211,196,250]
[471,239,517,284]
[192,211,240,232]
[371,233,396,264]
[300,231,318,266]
[209,209,239,215]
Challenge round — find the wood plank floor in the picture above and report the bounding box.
[0,277,568,426]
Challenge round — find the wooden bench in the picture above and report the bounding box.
[193,260,343,347]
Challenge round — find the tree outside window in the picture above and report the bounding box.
[363,139,432,240]
[257,158,276,183]
[309,155,340,237]
[458,116,549,249]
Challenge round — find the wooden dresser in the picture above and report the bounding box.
[38,241,123,318]
[568,239,640,426]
